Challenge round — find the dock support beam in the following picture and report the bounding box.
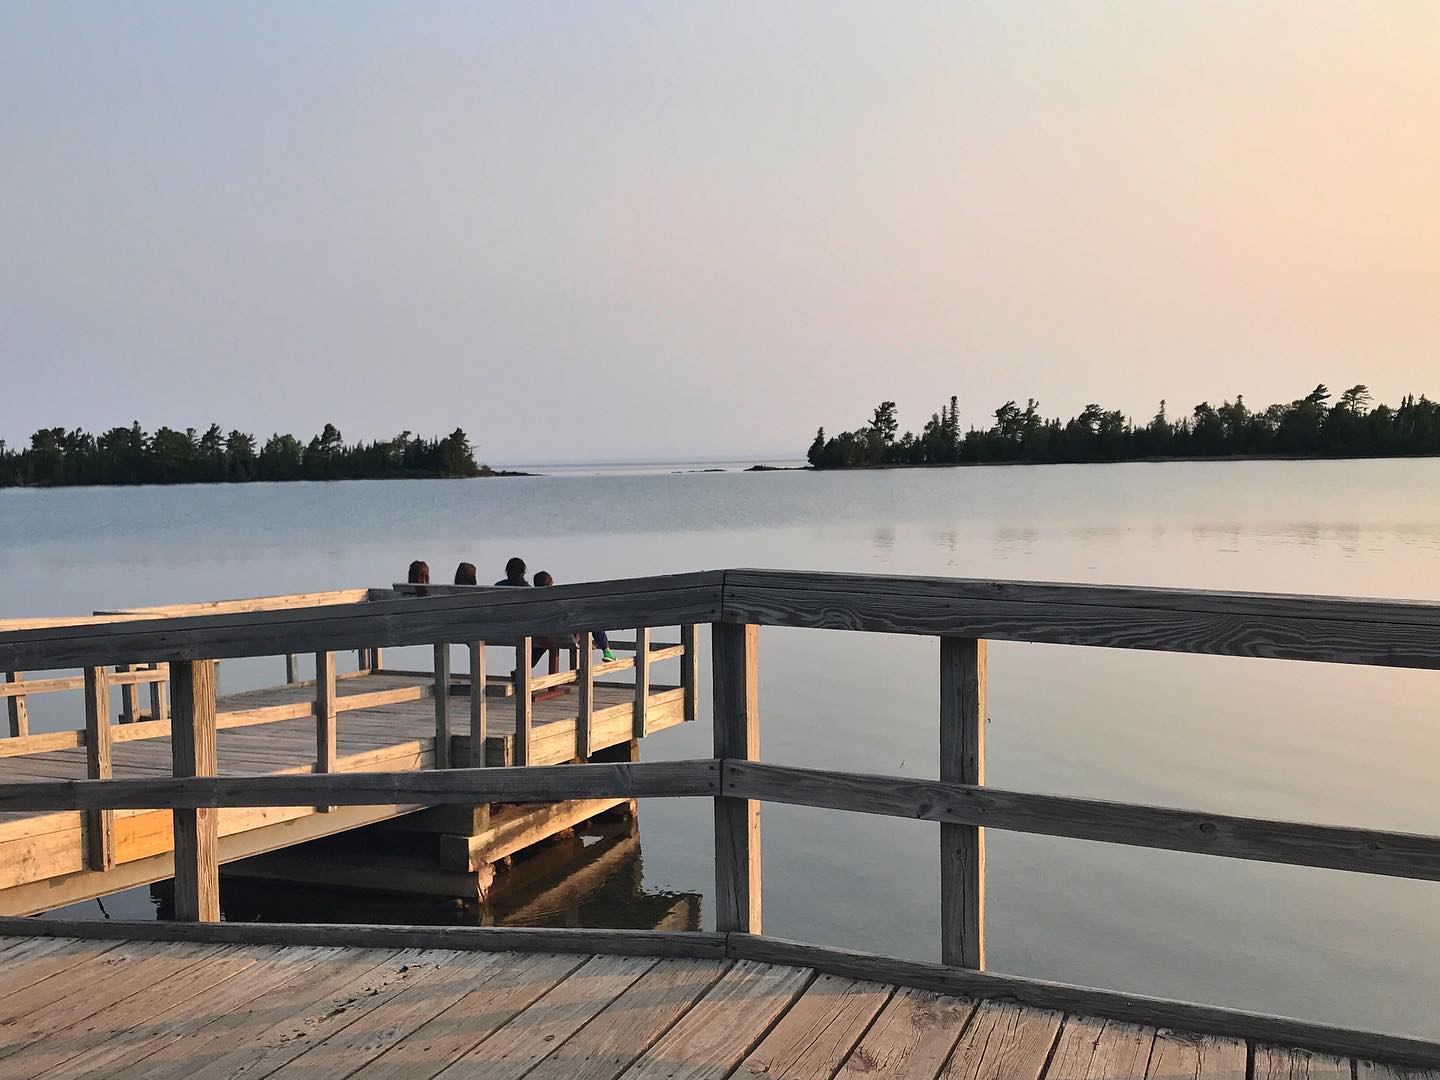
[171,659,219,922]
[4,672,27,738]
[633,627,650,739]
[83,666,114,871]
[940,636,986,969]
[315,651,336,812]
[434,644,451,769]
[681,625,698,723]
[713,622,761,933]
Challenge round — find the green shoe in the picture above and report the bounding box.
[601,649,617,663]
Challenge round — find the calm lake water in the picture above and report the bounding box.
[3,457,1439,1035]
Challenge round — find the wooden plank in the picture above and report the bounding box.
[148,661,168,724]
[343,951,587,1080]
[171,659,219,922]
[1144,1030,1247,1080]
[522,958,730,1080]
[722,574,1440,670]
[713,622,760,934]
[285,653,298,683]
[634,626,650,738]
[727,934,1440,1070]
[1047,1016,1156,1079]
[436,954,657,1080]
[434,643,452,769]
[469,641,487,768]
[740,973,894,1080]
[0,918,730,958]
[1356,1062,1439,1080]
[0,572,725,672]
[940,636,985,969]
[117,664,140,723]
[620,959,813,1080]
[6,671,28,736]
[939,1000,1061,1080]
[833,985,973,1080]
[442,796,628,870]
[82,665,113,870]
[0,938,121,999]
[259,950,505,1080]
[315,650,336,813]
[97,588,372,618]
[578,632,594,758]
[43,945,341,1080]
[722,761,1440,883]
[1253,1045,1353,1080]
[516,638,532,766]
[681,624,698,723]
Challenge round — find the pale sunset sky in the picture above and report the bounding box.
[1,2,1436,462]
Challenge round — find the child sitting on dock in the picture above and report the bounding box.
[534,570,616,663]
[407,560,429,597]
[454,562,477,585]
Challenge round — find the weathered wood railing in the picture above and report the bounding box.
[2,569,1439,1065]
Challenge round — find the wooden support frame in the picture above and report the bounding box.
[712,621,761,933]
[314,650,337,812]
[940,636,985,969]
[633,626,650,738]
[117,663,141,723]
[285,653,299,684]
[681,624,698,723]
[147,661,169,723]
[515,638,533,765]
[468,641,486,768]
[170,659,219,921]
[434,642,451,769]
[3,671,26,737]
[82,665,114,870]
[577,632,594,758]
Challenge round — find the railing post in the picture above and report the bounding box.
[577,632,594,758]
[515,638,532,766]
[171,659,219,922]
[681,624,698,723]
[285,654,299,685]
[713,621,761,933]
[434,643,451,769]
[371,647,384,673]
[4,672,27,738]
[315,650,336,812]
[633,627,650,739]
[940,636,986,969]
[117,664,140,724]
[468,641,486,768]
[83,666,114,871]
[148,662,169,723]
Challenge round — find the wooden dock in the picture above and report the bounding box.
[2,570,1439,1073]
[0,928,1422,1080]
[0,587,697,914]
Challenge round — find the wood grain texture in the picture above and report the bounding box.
[939,1000,1061,1080]
[1144,1030,1247,1079]
[727,934,1440,1069]
[434,643,451,769]
[522,958,730,1080]
[1048,1016,1155,1079]
[723,761,1440,882]
[0,919,729,957]
[712,622,761,934]
[722,574,1440,670]
[0,573,724,672]
[940,636,985,969]
[81,666,113,870]
[681,624,698,723]
[740,972,894,1080]
[4,672,26,737]
[469,640,487,767]
[515,638,533,766]
[578,632,594,758]
[833,985,973,1080]
[1253,1045,1353,1080]
[634,626,650,739]
[620,959,812,1080]
[170,660,219,922]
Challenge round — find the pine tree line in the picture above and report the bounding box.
[0,423,491,487]
[807,385,1440,469]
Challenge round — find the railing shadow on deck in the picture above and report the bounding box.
[1,568,1439,1066]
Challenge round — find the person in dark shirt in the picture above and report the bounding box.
[454,562,477,586]
[495,557,528,587]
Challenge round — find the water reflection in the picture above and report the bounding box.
[147,817,702,931]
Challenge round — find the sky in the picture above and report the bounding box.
[2,2,1437,464]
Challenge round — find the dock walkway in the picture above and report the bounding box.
[0,932,1409,1080]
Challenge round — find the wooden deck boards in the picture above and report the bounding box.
[0,672,684,911]
[0,937,1418,1080]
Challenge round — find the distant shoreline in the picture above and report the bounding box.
[802,450,1440,473]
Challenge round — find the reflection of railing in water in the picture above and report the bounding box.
[3,569,1440,1066]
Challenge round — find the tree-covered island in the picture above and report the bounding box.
[807,385,1440,469]
[0,423,512,487]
